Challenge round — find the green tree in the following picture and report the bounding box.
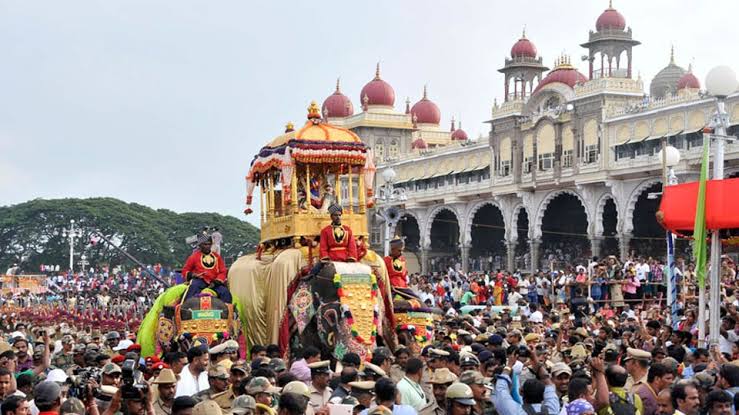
[0,198,260,271]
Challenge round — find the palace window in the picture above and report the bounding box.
[499,160,511,176]
[374,142,385,161]
[388,141,400,159]
[584,145,598,164]
[538,152,554,171]
[523,157,533,173]
[562,150,573,168]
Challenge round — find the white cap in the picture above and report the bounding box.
[113,339,133,351]
[47,368,68,383]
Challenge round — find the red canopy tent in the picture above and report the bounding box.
[658,177,739,233]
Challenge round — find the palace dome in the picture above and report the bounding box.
[596,4,626,31]
[451,124,468,141]
[322,79,354,118]
[411,137,428,149]
[410,86,441,125]
[650,49,686,99]
[677,66,700,90]
[533,56,587,93]
[511,32,537,58]
[360,63,395,108]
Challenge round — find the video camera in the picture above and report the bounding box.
[67,367,101,400]
[120,359,148,401]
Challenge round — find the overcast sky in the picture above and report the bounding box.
[1,0,737,227]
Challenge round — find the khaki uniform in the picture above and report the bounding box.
[309,384,333,410]
[625,373,648,393]
[53,352,75,371]
[153,398,171,415]
[419,401,446,415]
[212,389,235,412]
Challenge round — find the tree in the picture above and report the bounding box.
[0,198,260,271]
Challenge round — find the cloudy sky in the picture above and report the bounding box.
[1,0,737,227]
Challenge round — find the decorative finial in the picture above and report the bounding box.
[522,26,527,39]
[335,77,341,93]
[285,122,294,133]
[423,84,428,100]
[405,97,411,114]
[375,62,381,80]
[493,98,498,108]
[307,101,321,120]
[670,45,675,65]
[608,0,613,9]
[451,116,456,132]
[362,94,369,111]
[688,62,693,73]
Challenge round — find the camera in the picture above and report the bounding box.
[67,367,101,400]
[120,359,148,401]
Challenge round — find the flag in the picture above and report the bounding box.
[693,133,710,288]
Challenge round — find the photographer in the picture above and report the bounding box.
[493,347,560,415]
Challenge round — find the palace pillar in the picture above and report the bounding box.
[529,239,541,271]
[590,236,602,260]
[506,241,516,272]
[619,234,631,262]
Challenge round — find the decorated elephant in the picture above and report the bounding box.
[393,292,443,353]
[137,284,241,357]
[228,246,396,358]
[282,261,385,361]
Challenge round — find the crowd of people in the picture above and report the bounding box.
[0,244,737,415]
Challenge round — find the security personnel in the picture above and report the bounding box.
[53,335,75,371]
[152,369,178,415]
[459,371,495,415]
[308,361,333,411]
[193,366,233,411]
[283,381,315,415]
[446,383,477,415]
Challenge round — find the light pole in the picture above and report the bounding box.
[705,65,738,345]
[657,144,681,328]
[61,220,81,273]
[377,167,407,256]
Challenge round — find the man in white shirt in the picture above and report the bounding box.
[175,347,210,397]
[528,304,543,324]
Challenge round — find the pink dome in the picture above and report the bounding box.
[511,34,537,58]
[411,138,428,149]
[534,58,588,93]
[596,6,626,31]
[677,68,700,90]
[451,127,468,141]
[360,63,395,107]
[322,79,354,118]
[410,86,441,125]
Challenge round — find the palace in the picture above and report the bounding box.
[308,3,739,274]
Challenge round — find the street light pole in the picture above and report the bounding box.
[659,140,680,328]
[704,65,738,346]
[61,220,81,273]
[708,99,727,346]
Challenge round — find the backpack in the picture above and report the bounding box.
[522,404,549,415]
[609,392,636,415]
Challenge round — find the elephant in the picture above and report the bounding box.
[282,261,391,362]
[228,246,397,357]
[138,286,239,357]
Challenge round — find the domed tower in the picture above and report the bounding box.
[450,119,468,141]
[410,85,441,126]
[650,47,686,99]
[322,78,354,119]
[498,28,549,102]
[580,0,640,80]
[360,63,396,110]
[677,64,701,94]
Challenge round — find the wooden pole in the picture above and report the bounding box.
[348,166,354,214]
[358,172,366,214]
[291,166,298,214]
[305,165,311,210]
[268,174,275,217]
[335,166,342,206]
